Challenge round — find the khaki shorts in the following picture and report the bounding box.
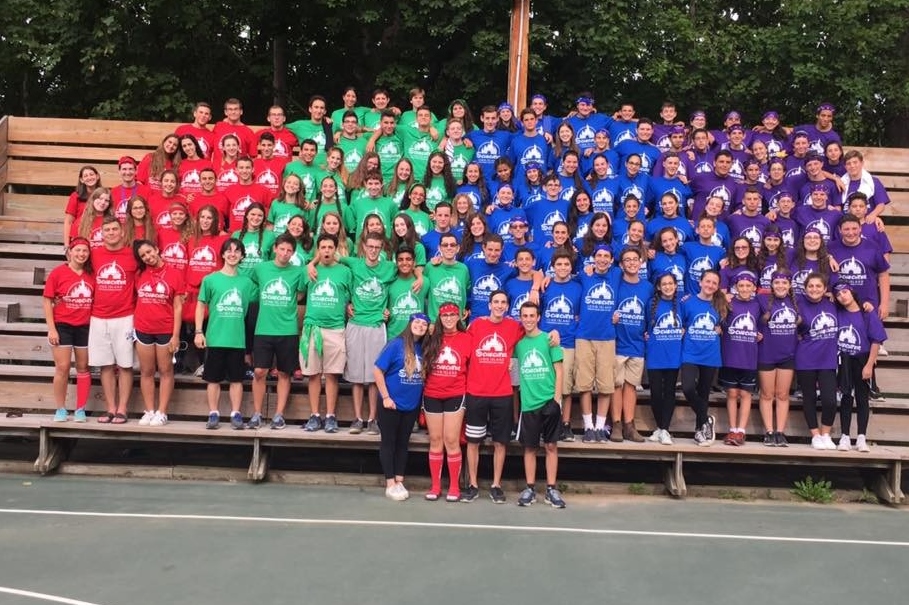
[343,324,386,384]
[88,315,135,368]
[615,355,645,387]
[560,347,576,397]
[300,327,346,376]
[574,339,615,394]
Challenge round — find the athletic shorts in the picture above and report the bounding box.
[88,315,134,368]
[574,338,615,394]
[253,334,300,375]
[464,394,512,445]
[53,323,89,348]
[517,400,561,447]
[202,347,246,383]
[300,327,346,376]
[615,355,645,387]
[423,395,465,415]
[134,330,171,346]
[719,367,757,389]
[757,359,795,372]
[343,324,386,384]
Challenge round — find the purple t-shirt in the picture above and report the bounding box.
[842,176,890,213]
[758,248,796,290]
[726,213,771,249]
[795,295,839,370]
[837,307,887,357]
[721,297,761,370]
[828,240,890,307]
[690,172,743,219]
[793,205,842,243]
[758,295,798,365]
[791,125,841,156]
[797,179,839,207]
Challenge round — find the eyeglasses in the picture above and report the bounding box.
[440,242,458,248]
[626,160,641,166]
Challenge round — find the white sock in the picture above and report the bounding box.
[582,414,593,430]
[595,415,608,430]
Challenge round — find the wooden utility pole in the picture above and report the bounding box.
[507,0,531,111]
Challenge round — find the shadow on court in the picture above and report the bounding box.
[0,474,907,605]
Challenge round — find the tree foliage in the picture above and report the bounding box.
[1,0,907,144]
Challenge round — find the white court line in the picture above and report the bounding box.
[1,507,908,548]
[0,587,105,605]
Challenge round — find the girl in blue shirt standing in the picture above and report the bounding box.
[644,271,684,445]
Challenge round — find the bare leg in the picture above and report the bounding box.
[99,366,117,414]
[115,365,133,415]
[523,448,537,486]
[351,383,364,420]
[324,374,339,415]
[274,372,291,414]
[492,442,506,486]
[52,346,73,407]
[155,344,174,415]
[228,382,244,414]
[136,343,157,412]
[252,368,267,414]
[544,442,558,486]
[308,373,322,415]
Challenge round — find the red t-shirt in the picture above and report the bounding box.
[156,228,189,272]
[64,192,87,221]
[423,331,473,398]
[134,264,186,334]
[178,158,213,195]
[111,183,151,222]
[213,158,240,192]
[254,156,289,198]
[465,317,525,397]
[266,127,299,160]
[175,124,216,159]
[90,245,138,319]
[147,191,187,230]
[43,264,95,327]
[185,234,227,289]
[185,191,230,229]
[69,215,105,248]
[212,122,258,157]
[224,182,272,232]
[136,153,174,191]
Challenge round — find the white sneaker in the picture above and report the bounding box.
[878,345,889,357]
[822,434,837,450]
[138,410,155,426]
[397,483,410,500]
[811,434,826,450]
[837,435,852,451]
[855,435,870,453]
[149,411,168,427]
[648,429,663,442]
[659,430,674,445]
[385,483,407,501]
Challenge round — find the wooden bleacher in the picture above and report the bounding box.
[1,115,907,503]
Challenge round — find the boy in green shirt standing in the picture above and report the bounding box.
[513,301,567,508]
[301,233,353,433]
[195,238,259,430]
[385,245,428,340]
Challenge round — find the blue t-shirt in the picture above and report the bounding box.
[614,277,654,357]
[680,242,726,296]
[465,257,516,320]
[645,297,684,370]
[374,338,424,412]
[680,295,722,367]
[540,279,582,349]
[575,269,619,341]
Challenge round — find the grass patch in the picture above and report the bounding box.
[718,488,749,501]
[628,482,648,496]
[791,476,835,503]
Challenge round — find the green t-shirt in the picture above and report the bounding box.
[330,106,369,133]
[363,109,388,132]
[233,229,276,275]
[289,243,313,268]
[338,256,398,327]
[373,134,404,183]
[306,199,347,235]
[285,119,329,166]
[251,261,305,336]
[402,209,433,238]
[385,275,428,339]
[424,175,451,211]
[282,161,327,201]
[447,144,475,182]
[514,332,563,411]
[348,195,396,237]
[400,128,437,181]
[198,271,258,349]
[303,262,352,329]
[335,135,369,174]
[424,261,469,321]
[399,110,439,132]
[267,200,306,235]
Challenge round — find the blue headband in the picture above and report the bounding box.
[410,313,430,324]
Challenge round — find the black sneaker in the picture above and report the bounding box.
[560,423,575,442]
[704,415,716,443]
[774,431,789,447]
[763,431,775,446]
[489,485,506,504]
[582,428,596,443]
[460,485,479,503]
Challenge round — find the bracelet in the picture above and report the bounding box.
[194,330,203,334]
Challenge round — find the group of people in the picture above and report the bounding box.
[44,89,892,504]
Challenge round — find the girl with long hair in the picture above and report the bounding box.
[124,195,157,245]
[137,133,181,191]
[386,158,415,205]
[63,166,102,247]
[319,211,353,257]
[457,162,490,211]
[757,270,799,446]
[422,151,457,211]
[356,214,394,259]
[75,187,113,247]
[232,203,275,274]
[390,214,428,266]
[399,183,433,237]
[719,272,762,446]
[644,271,684,445]
[267,174,307,235]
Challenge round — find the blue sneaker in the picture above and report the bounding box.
[73,409,87,423]
[205,412,220,430]
[517,487,536,507]
[53,408,68,422]
[582,428,596,443]
[303,415,322,431]
[230,412,244,430]
[247,413,263,429]
[324,415,339,433]
[545,486,567,508]
[271,414,286,430]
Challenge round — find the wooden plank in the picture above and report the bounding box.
[0,218,63,243]
[857,147,909,174]
[884,225,909,254]
[0,295,46,320]
[7,159,120,188]
[0,242,63,257]
[0,115,9,166]
[1,194,67,219]
[8,143,152,163]
[8,116,177,148]
[0,334,53,362]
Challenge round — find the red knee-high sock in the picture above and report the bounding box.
[76,372,91,409]
[428,451,444,494]
[446,451,462,495]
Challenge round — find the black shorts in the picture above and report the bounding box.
[252,334,300,375]
[464,394,513,445]
[757,359,795,372]
[202,347,246,383]
[719,367,758,389]
[423,395,465,414]
[518,400,561,447]
[54,323,89,348]
[134,330,171,346]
